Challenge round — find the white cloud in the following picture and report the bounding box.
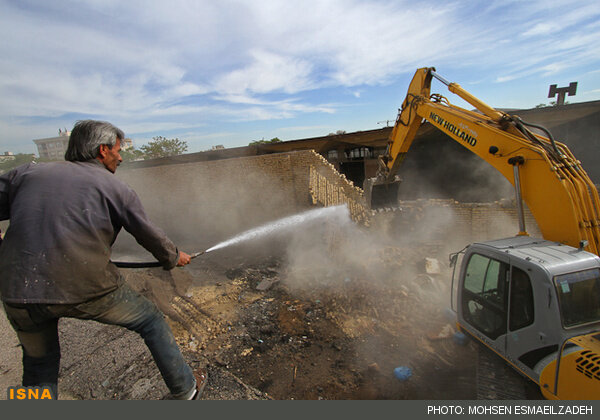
[522,23,553,37]
[1,0,599,152]
[170,82,209,98]
[540,63,569,76]
[214,50,314,95]
[496,75,519,83]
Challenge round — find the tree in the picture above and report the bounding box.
[249,137,282,146]
[120,148,145,162]
[535,101,570,108]
[328,130,346,136]
[139,136,188,159]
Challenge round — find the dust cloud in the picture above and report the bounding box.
[274,201,467,379]
[276,196,534,380]
[395,132,515,202]
[282,203,463,300]
[113,162,299,260]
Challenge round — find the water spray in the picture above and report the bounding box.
[113,205,349,268]
[204,205,349,253]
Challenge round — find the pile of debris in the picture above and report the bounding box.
[161,245,478,400]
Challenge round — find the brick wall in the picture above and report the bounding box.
[116,150,543,253]
[117,152,307,250]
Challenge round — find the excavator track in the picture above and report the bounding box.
[476,347,529,400]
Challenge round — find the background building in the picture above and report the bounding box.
[33,129,70,160]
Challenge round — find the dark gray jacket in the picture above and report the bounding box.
[0,160,179,304]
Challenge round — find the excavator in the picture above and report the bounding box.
[364,67,600,399]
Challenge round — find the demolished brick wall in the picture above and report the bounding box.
[306,153,370,224]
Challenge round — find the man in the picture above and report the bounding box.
[0,120,206,399]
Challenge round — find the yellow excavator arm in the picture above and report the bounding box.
[372,67,600,255]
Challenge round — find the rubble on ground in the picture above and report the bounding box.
[155,244,479,400]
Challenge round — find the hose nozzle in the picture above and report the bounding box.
[191,251,205,259]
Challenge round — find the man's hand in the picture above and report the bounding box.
[176,251,192,266]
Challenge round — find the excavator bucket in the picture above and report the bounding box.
[363,177,401,210]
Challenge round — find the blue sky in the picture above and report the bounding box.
[1,0,599,155]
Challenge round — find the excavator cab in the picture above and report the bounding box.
[451,236,600,399]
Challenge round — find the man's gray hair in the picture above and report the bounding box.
[65,120,125,162]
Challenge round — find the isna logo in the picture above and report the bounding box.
[7,386,55,400]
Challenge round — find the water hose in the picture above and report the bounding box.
[112,251,204,268]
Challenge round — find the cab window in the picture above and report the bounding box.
[555,268,600,328]
[509,267,534,331]
[462,254,508,339]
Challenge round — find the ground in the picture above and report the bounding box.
[1,229,538,400]
[177,251,478,400]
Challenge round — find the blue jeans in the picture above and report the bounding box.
[2,283,195,399]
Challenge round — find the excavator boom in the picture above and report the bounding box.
[367,67,600,256]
